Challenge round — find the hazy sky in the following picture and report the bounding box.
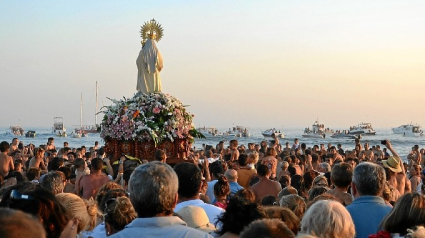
[1,0,425,130]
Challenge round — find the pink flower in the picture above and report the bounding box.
[153,107,161,114]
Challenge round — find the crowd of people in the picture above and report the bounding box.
[1,136,425,238]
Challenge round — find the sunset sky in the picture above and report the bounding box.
[1,0,425,130]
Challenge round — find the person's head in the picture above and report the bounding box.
[278,186,298,201]
[352,162,386,197]
[265,206,300,235]
[57,166,72,181]
[300,200,355,238]
[312,175,328,187]
[318,162,331,173]
[173,162,202,199]
[239,218,295,238]
[279,194,306,219]
[261,195,278,206]
[331,162,353,188]
[381,192,425,235]
[382,156,403,174]
[0,208,46,238]
[225,169,238,182]
[266,147,277,157]
[56,193,98,233]
[94,182,124,210]
[154,149,166,162]
[48,157,64,171]
[257,164,270,178]
[247,152,259,165]
[308,186,329,202]
[104,196,137,236]
[130,161,178,217]
[279,175,291,189]
[214,175,230,199]
[26,167,41,181]
[0,141,10,152]
[91,158,104,171]
[217,196,267,235]
[234,188,256,203]
[238,153,248,166]
[40,172,64,195]
[0,182,68,238]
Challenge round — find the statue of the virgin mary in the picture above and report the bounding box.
[136,19,164,93]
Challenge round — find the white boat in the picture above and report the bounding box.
[349,122,376,135]
[262,128,285,138]
[330,133,360,139]
[10,126,24,136]
[302,120,329,138]
[392,123,423,137]
[53,117,67,137]
[226,126,250,138]
[197,126,224,137]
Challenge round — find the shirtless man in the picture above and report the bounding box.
[0,141,14,178]
[363,143,374,161]
[251,164,281,204]
[46,137,56,151]
[327,162,354,206]
[330,146,343,162]
[229,140,240,162]
[382,139,410,195]
[78,158,110,199]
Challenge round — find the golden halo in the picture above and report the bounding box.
[140,19,164,44]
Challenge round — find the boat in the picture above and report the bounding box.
[53,117,67,137]
[85,81,100,134]
[302,120,328,138]
[73,93,88,138]
[10,126,24,136]
[330,132,360,139]
[392,123,423,137]
[349,122,376,135]
[226,126,250,137]
[25,130,36,138]
[262,128,285,138]
[197,126,224,137]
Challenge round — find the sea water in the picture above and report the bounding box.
[1,127,424,162]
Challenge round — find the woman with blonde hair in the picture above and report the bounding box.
[56,193,100,235]
[104,196,137,236]
[299,200,355,238]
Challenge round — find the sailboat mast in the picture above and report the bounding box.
[80,93,83,130]
[95,81,98,125]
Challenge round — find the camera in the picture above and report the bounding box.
[381,140,387,145]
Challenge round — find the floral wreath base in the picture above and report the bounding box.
[100,92,203,164]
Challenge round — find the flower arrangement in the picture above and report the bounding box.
[100,92,203,145]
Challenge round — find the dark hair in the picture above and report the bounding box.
[279,175,291,189]
[0,182,68,238]
[57,166,72,180]
[0,141,10,152]
[331,162,353,188]
[154,149,166,161]
[217,196,266,235]
[291,175,304,192]
[234,188,256,203]
[238,154,248,166]
[174,162,202,198]
[26,167,40,181]
[261,195,278,206]
[308,186,329,202]
[214,175,230,198]
[210,160,225,177]
[91,158,104,171]
[47,157,64,171]
[257,164,269,177]
[74,158,85,169]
